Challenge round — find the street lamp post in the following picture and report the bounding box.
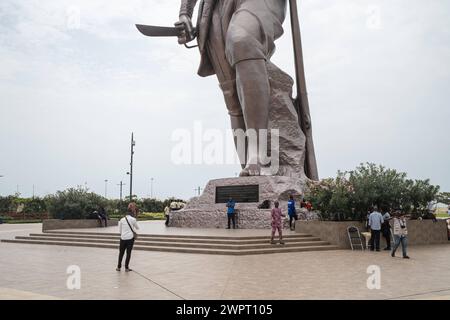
[150,177,154,198]
[194,186,202,196]
[117,181,126,202]
[104,179,108,198]
[129,133,136,200]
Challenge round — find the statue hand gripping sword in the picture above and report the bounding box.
[136,0,318,181]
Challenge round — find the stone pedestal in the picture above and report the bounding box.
[169,62,309,229]
[169,176,308,229]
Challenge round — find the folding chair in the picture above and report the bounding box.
[347,226,364,251]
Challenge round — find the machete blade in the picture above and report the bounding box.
[135,24,181,37]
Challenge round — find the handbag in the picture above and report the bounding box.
[125,216,138,240]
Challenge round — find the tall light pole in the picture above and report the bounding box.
[117,181,126,202]
[104,179,108,198]
[194,186,202,196]
[129,133,136,200]
[150,177,154,198]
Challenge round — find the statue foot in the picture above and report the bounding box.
[239,164,261,177]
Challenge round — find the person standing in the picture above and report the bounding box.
[164,206,170,227]
[391,210,410,259]
[226,198,236,229]
[381,208,392,250]
[117,202,140,272]
[368,207,384,251]
[270,201,285,245]
[288,195,297,231]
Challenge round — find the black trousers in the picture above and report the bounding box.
[289,215,298,229]
[227,213,236,229]
[382,228,391,249]
[165,215,170,226]
[118,239,135,269]
[370,229,381,251]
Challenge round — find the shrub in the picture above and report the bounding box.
[46,187,107,220]
[306,163,440,221]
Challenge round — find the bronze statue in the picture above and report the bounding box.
[137,0,318,180]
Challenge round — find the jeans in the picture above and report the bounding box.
[118,239,135,269]
[392,235,408,257]
[370,229,381,251]
[227,213,236,229]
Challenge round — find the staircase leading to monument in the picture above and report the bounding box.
[1,231,339,255]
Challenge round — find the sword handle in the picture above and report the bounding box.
[184,43,199,49]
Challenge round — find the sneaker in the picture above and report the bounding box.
[403,256,410,259]
[125,268,132,272]
[116,268,121,272]
[280,241,285,245]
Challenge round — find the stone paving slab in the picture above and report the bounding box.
[1,222,449,300]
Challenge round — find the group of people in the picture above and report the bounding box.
[367,207,410,258]
[112,200,417,271]
[226,195,312,244]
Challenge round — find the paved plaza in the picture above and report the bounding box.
[0,221,449,300]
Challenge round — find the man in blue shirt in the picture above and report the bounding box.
[288,195,297,231]
[368,206,384,251]
[226,198,236,229]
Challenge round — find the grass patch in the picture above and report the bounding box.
[2,219,43,224]
[109,212,165,221]
[436,207,449,218]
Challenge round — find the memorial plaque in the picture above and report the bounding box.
[215,185,259,203]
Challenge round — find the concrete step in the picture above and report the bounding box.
[1,238,340,255]
[43,230,313,240]
[28,233,322,245]
[14,235,330,250]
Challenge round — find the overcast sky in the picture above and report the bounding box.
[0,0,449,200]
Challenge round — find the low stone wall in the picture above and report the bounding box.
[42,219,118,232]
[295,220,449,249]
[169,209,273,229]
[169,208,305,229]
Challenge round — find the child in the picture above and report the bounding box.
[271,201,286,245]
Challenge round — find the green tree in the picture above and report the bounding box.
[306,163,440,221]
[437,192,450,205]
[46,187,107,220]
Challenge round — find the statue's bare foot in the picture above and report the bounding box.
[239,163,261,177]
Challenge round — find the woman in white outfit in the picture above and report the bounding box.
[116,203,139,272]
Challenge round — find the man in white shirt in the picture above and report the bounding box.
[368,206,384,252]
[117,203,140,272]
